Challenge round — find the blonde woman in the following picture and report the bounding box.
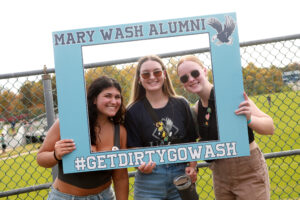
[177,55,274,200]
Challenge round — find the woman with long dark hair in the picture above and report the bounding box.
[37,76,128,200]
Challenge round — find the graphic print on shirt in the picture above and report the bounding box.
[151,117,179,145]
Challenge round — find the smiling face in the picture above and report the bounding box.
[177,60,208,94]
[139,60,165,93]
[94,87,122,117]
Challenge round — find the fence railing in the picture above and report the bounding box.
[0,34,299,200]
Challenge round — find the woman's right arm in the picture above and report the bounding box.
[36,119,76,168]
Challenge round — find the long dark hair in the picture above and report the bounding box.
[87,76,125,145]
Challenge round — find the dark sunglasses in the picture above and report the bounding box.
[179,70,200,83]
[140,70,163,79]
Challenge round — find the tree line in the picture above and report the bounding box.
[0,62,298,123]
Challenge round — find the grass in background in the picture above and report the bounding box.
[0,151,51,200]
[0,91,299,199]
[253,91,300,153]
[0,143,41,159]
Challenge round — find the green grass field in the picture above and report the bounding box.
[0,91,299,199]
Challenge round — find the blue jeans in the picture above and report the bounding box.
[47,186,115,200]
[134,163,186,200]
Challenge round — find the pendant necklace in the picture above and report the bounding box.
[204,107,211,126]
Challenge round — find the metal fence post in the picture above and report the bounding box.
[42,65,58,181]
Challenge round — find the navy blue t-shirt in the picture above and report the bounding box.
[125,97,198,148]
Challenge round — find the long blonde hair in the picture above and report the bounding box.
[128,55,176,106]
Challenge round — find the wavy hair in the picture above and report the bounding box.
[87,76,125,145]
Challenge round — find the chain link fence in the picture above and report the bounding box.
[0,34,299,199]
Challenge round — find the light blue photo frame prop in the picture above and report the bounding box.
[53,12,249,174]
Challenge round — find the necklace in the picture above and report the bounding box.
[204,107,211,126]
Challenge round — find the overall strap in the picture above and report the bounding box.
[113,124,120,149]
[143,98,160,123]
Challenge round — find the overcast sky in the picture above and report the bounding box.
[0,0,299,75]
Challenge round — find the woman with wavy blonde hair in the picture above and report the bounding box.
[125,55,199,200]
[177,55,274,200]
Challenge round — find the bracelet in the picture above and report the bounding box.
[247,118,252,125]
[187,163,198,172]
[53,150,61,161]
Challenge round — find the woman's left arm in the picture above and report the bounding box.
[112,125,129,200]
[235,92,275,135]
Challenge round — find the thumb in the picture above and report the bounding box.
[185,167,191,174]
[243,92,249,101]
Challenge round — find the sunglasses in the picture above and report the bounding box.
[140,70,163,79]
[179,70,200,83]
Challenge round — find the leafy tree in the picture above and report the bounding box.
[30,80,44,105]
[281,62,300,72]
[51,75,58,107]
[0,89,19,122]
[18,80,45,120]
[19,81,33,108]
[242,62,288,95]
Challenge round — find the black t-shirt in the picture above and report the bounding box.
[197,88,254,143]
[125,97,198,148]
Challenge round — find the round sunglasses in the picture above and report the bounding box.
[140,70,163,79]
[179,70,200,83]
